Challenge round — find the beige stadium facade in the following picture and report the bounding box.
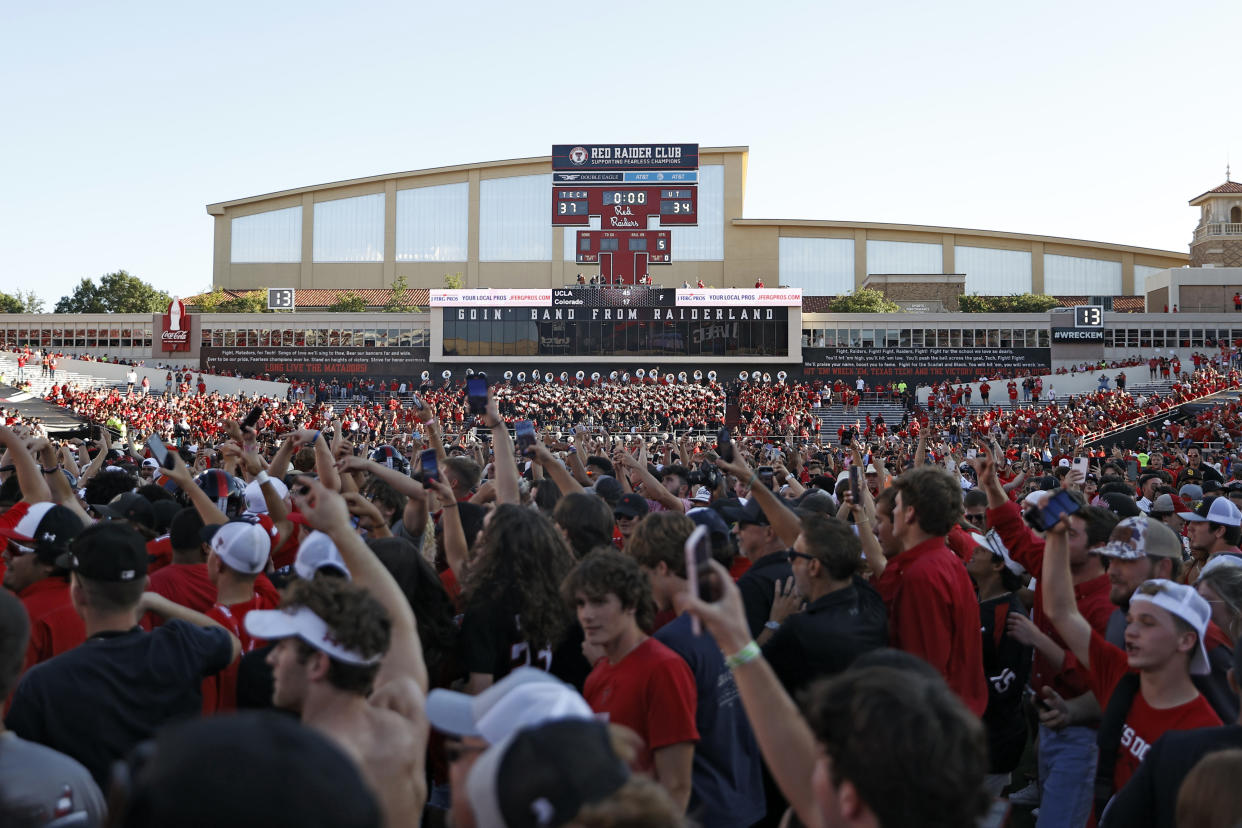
[207,146,1185,296]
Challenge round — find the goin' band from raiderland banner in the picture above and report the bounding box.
[160,298,192,353]
[801,346,1051,385]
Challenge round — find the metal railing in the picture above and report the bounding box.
[1193,223,1242,241]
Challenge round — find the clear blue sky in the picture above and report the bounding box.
[3,0,1239,306]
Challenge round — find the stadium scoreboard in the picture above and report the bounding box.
[552,143,698,284]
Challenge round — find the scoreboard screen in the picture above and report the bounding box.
[552,187,697,226]
[576,230,671,264]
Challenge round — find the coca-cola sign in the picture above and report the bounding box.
[161,298,192,353]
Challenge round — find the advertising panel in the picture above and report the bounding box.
[676,288,802,307]
[429,289,552,307]
[201,346,430,379]
[801,347,1051,384]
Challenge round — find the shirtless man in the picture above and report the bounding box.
[246,478,429,827]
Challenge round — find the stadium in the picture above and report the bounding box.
[2,146,1241,388]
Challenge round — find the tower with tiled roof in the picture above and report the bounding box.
[1189,169,1242,268]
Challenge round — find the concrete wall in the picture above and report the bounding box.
[54,356,290,398]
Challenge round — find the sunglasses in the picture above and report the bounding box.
[4,540,36,558]
[789,551,816,562]
[965,514,986,525]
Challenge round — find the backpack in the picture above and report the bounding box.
[1094,673,1141,821]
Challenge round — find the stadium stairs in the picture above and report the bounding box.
[0,354,127,401]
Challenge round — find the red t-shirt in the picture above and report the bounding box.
[19,578,86,670]
[1086,630,1221,792]
[874,535,989,716]
[201,578,280,713]
[143,563,216,629]
[582,637,699,771]
[145,535,174,573]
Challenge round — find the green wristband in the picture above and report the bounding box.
[725,640,762,670]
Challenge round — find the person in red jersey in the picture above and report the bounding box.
[143,508,216,626]
[874,464,988,716]
[200,519,279,712]
[563,549,697,814]
[1,503,86,670]
[1042,513,1221,818]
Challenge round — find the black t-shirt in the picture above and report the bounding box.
[736,551,794,638]
[5,620,233,787]
[460,602,552,681]
[979,593,1032,773]
[762,577,888,696]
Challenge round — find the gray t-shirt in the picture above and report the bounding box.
[0,731,106,826]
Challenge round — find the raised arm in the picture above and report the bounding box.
[531,443,585,496]
[162,451,230,527]
[1039,517,1091,667]
[298,478,429,694]
[676,561,824,828]
[0,427,52,504]
[715,453,801,547]
[482,392,520,506]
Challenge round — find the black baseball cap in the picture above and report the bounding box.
[0,503,85,565]
[55,522,149,582]
[718,497,771,527]
[614,493,649,519]
[466,719,629,828]
[91,492,156,530]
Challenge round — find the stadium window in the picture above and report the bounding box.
[899,328,911,347]
[1104,329,1115,348]
[1140,329,1152,348]
[987,329,1000,347]
[1179,329,1190,347]
[1037,329,1050,348]
[1232,205,1241,223]
[1127,329,1139,348]
[936,329,950,347]
[948,329,962,347]
[1192,328,1204,346]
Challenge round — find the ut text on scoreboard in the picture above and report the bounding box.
[552,143,698,285]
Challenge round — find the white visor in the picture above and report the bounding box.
[244,606,382,667]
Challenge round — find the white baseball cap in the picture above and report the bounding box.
[426,667,594,744]
[244,476,289,515]
[204,520,271,575]
[1129,579,1212,675]
[294,531,352,581]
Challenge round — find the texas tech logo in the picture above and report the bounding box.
[568,146,589,165]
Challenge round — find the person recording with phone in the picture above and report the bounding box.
[628,513,766,828]
[974,451,1117,826]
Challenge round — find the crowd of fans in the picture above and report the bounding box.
[3,356,1242,827]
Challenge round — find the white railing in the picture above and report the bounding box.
[1193,223,1242,241]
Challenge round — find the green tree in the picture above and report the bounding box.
[0,289,44,313]
[828,288,900,313]
[328,291,368,312]
[195,288,272,313]
[54,270,171,314]
[443,272,464,290]
[958,293,1059,313]
[384,275,418,312]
